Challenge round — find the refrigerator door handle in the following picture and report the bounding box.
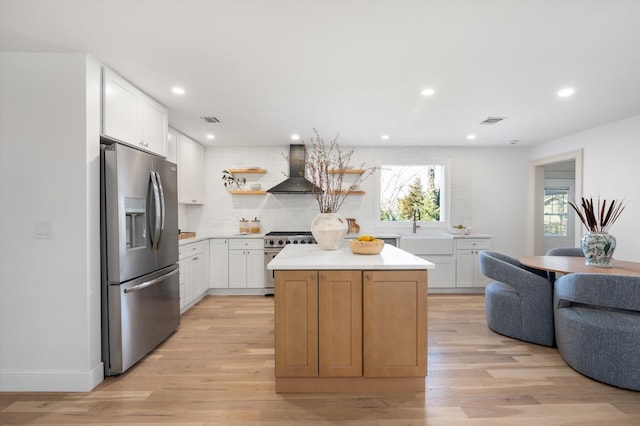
[123,268,179,294]
[149,171,162,250]
[155,171,166,246]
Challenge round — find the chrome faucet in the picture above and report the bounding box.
[412,208,421,233]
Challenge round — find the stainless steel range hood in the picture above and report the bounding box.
[267,144,321,194]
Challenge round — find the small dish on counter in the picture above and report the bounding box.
[448,226,471,235]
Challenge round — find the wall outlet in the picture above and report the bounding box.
[34,221,53,239]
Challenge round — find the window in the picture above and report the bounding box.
[379,164,445,223]
[544,188,569,236]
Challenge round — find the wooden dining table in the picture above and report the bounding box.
[519,256,640,277]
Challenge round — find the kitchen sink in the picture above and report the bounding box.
[400,234,454,255]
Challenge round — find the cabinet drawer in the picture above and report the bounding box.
[456,239,491,250]
[229,239,263,250]
[179,241,203,259]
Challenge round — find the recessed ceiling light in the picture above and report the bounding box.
[557,87,575,98]
[420,88,435,97]
[509,140,519,145]
[291,134,300,141]
[381,134,390,140]
[467,134,476,140]
[172,87,185,95]
[206,134,215,140]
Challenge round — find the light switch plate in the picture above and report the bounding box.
[34,221,53,239]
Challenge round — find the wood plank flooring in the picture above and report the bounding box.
[1,295,639,425]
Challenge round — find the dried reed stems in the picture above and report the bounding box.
[568,196,627,233]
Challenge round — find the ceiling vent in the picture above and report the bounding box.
[480,117,506,125]
[200,116,221,123]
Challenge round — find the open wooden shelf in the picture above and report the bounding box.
[228,190,267,195]
[328,169,365,174]
[227,168,267,174]
[329,190,365,195]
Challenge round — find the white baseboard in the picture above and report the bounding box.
[0,363,104,392]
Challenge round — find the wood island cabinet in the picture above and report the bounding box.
[274,268,427,392]
[363,270,427,378]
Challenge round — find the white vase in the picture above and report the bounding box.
[581,232,616,267]
[311,212,348,250]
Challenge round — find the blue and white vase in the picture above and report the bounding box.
[580,232,616,267]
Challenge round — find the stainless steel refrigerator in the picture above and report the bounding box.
[100,139,180,376]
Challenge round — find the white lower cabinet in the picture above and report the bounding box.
[228,239,265,289]
[422,255,456,288]
[178,241,208,312]
[456,239,492,287]
[400,235,491,291]
[210,238,229,288]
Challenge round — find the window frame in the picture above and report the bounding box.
[374,160,451,230]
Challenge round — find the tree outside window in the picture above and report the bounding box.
[380,165,444,222]
[544,188,569,236]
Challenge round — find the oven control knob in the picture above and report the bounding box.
[269,240,274,245]
[293,240,298,244]
[300,240,306,244]
[279,240,284,245]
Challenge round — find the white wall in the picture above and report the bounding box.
[532,114,640,261]
[184,144,531,257]
[0,53,103,391]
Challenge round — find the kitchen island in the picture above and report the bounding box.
[268,244,434,392]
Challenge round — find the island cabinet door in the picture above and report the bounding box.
[363,270,428,377]
[274,270,318,377]
[319,271,363,377]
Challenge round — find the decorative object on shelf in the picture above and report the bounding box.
[250,183,262,191]
[222,170,246,190]
[568,196,627,267]
[303,129,375,249]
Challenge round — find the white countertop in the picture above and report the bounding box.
[267,244,434,270]
[179,233,264,245]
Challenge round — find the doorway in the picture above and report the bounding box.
[529,150,583,255]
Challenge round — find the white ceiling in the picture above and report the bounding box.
[2,0,640,148]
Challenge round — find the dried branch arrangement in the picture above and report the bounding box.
[568,196,627,233]
[304,129,375,213]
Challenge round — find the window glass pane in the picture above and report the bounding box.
[544,188,569,236]
[379,165,444,222]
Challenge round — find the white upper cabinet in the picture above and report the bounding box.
[102,67,168,157]
[177,132,204,204]
[140,95,168,156]
[166,128,178,164]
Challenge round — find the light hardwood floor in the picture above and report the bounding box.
[1,295,638,425]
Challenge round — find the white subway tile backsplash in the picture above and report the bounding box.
[180,145,526,239]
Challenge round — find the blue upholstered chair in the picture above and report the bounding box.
[545,247,584,282]
[545,247,584,257]
[554,273,640,391]
[479,251,555,347]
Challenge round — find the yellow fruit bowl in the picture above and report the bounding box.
[349,238,384,255]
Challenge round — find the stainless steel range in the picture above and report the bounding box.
[264,231,316,295]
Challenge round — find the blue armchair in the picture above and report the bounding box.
[545,247,584,282]
[545,247,584,257]
[554,273,640,391]
[479,251,555,347]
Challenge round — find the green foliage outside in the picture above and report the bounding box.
[379,166,441,222]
